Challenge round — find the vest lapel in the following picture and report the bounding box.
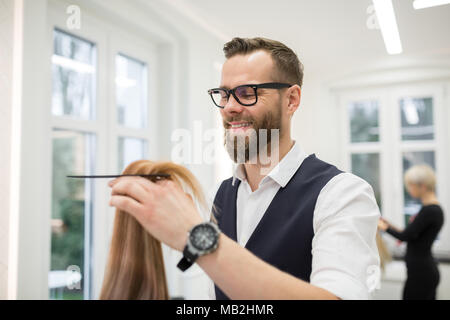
[220,179,240,242]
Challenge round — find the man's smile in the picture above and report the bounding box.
[227,121,253,132]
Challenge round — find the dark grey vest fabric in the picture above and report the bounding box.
[212,154,342,300]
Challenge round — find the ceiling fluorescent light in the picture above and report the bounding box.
[372,0,403,54]
[413,0,450,9]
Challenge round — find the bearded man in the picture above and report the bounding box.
[109,37,381,300]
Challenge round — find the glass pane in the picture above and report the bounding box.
[116,54,147,128]
[50,129,95,300]
[348,100,379,143]
[400,97,434,141]
[351,153,381,209]
[52,29,96,119]
[118,137,148,172]
[402,151,435,226]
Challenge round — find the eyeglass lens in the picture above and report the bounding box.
[211,85,256,107]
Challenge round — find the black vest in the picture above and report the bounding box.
[212,154,342,300]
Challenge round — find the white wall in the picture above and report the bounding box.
[0,0,14,299]
[292,74,342,166]
[0,0,54,300]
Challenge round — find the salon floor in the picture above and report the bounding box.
[373,260,450,299]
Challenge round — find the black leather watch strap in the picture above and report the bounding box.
[176,257,192,271]
[184,245,198,262]
[177,245,199,272]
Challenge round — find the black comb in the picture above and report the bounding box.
[67,174,170,181]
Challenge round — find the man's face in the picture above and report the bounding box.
[219,50,287,163]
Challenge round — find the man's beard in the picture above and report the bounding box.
[223,103,282,164]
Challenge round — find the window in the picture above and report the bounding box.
[400,97,434,141]
[52,29,96,119]
[346,99,382,209]
[351,152,381,208]
[49,22,157,299]
[50,30,97,299]
[118,137,148,172]
[116,54,148,129]
[340,83,449,257]
[349,100,380,143]
[50,130,95,299]
[115,54,149,172]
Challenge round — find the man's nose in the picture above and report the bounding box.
[223,94,244,114]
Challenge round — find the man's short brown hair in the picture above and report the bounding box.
[223,37,304,87]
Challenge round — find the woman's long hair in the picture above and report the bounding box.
[376,232,391,271]
[99,160,208,300]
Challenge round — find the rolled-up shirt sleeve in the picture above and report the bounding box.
[310,172,381,300]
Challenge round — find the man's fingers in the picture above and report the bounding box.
[110,195,144,217]
[111,178,153,203]
[109,176,158,192]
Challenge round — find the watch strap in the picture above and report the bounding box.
[176,257,192,272]
[177,245,199,272]
[183,245,198,262]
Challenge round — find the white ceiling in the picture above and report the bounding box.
[172,0,450,78]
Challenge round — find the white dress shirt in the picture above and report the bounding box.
[206,140,381,300]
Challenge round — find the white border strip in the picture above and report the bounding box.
[8,0,24,300]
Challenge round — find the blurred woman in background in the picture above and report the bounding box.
[378,164,444,300]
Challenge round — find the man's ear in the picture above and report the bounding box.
[287,85,301,115]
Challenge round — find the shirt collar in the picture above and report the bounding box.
[231,140,308,188]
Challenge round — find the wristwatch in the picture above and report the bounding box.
[177,222,220,272]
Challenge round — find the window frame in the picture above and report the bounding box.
[338,81,450,258]
[108,31,159,172]
[47,2,160,299]
[12,0,211,300]
[48,5,107,300]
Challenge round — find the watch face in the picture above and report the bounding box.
[189,224,218,251]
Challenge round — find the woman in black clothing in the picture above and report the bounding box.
[378,164,444,300]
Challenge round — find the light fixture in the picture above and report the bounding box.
[372,0,403,54]
[413,0,450,9]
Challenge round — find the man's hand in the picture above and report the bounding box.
[108,177,203,251]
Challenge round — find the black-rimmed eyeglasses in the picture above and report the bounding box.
[207,82,292,108]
